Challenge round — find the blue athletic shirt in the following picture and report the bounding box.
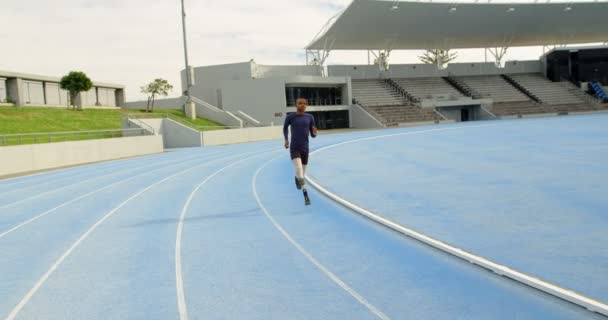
[283,113,316,149]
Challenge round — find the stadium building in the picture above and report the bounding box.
[158,0,608,129]
[0,70,125,108]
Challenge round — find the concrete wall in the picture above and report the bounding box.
[201,126,283,146]
[6,78,24,106]
[252,64,323,78]
[44,82,69,106]
[162,119,203,148]
[220,76,351,126]
[0,70,124,107]
[124,97,185,110]
[0,135,163,177]
[350,104,385,129]
[503,60,542,74]
[329,60,542,79]
[328,64,449,79]
[221,78,286,125]
[23,80,45,105]
[0,78,6,102]
[184,62,253,107]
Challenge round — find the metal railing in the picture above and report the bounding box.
[0,128,152,146]
[126,112,276,131]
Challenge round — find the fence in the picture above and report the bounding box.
[0,128,152,147]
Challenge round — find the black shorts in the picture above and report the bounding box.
[290,147,309,165]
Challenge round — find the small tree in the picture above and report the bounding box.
[141,78,173,112]
[60,71,93,110]
[419,49,458,69]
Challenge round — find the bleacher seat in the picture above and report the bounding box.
[392,78,465,101]
[351,80,407,107]
[508,74,587,105]
[455,75,530,103]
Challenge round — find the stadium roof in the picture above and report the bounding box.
[306,0,608,51]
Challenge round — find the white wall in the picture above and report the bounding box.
[124,97,186,110]
[23,80,45,105]
[329,60,542,79]
[0,78,6,102]
[503,60,542,74]
[44,82,69,106]
[221,76,351,126]
[329,64,449,79]
[350,105,385,129]
[0,135,163,177]
[201,126,283,146]
[98,88,116,107]
[184,62,253,107]
[162,119,203,148]
[252,64,322,78]
[220,78,287,125]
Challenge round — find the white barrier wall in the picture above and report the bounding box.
[0,78,6,102]
[350,105,385,129]
[329,60,542,79]
[124,97,186,110]
[201,126,283,146]
[0,135,163,177]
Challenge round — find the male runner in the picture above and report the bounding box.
[283,98,318,205]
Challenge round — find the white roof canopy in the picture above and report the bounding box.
[306,0,608,51]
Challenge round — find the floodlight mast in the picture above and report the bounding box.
[181,0,196,119]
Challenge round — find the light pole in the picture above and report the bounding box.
[181,0,196,119]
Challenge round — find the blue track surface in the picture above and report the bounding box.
[1,117,606,319]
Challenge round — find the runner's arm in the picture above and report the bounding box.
[310,116,318,138]
[283,116,290,148]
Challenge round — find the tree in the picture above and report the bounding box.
[141,79,173,112]
[418,49,458,69]
[60,71,93,110]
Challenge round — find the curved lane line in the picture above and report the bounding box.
[4,151,263,320]
[175,148,280,320]
[252,155,391,320]
[306,124,608,316]
[0,150,236,240]
[0,150,231,211]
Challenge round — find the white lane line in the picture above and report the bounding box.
[306,124,608,316]
[0,150,232,211]
[0,151,233,240]
[175,148,280,320]
[0,152,163,192]
[4,152,255,320]
[252,156,391,320]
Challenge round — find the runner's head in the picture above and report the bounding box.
[296,98,308,113]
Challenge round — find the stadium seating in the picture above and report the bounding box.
[508,74,587,105]
[591,82,608,101]
[365,105,439,126]
[351,79,408,107]
[392,77,465,101]
[490,101,551,116]
[455,75,530,103]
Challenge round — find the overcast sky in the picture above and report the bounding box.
[1,0,559,101]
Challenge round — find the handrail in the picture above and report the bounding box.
[125,115,156,134]
[0,128,150,146]
[191,96,222,112]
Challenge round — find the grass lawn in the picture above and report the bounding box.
[127,109,225,130]
[0,106,226,146]
[0,106,225,134]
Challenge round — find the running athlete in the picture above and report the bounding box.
[283,98,318,205]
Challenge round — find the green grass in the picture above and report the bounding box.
[0,107,124,134]
[128,109,225,130]
[0,106,226,134]
[0,106,227,146]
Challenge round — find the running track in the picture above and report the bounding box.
[1,117,606,319]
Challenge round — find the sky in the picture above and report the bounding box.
[0,0,576,101]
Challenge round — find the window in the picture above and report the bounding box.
[285,86,344,106]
